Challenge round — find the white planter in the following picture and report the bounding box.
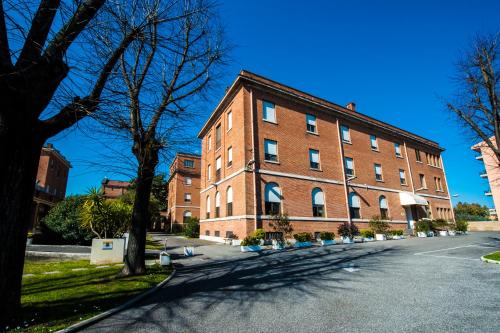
[427,231,435,237]
[342,237,354,244]
[439,230,448,237]
[26,238,33,245]
[320,239,336,246]
[353,237,364,243]
[259,239,265,246]
[159,252,171,266]
[448,230,456,236]
[272,241,286,250]
[241,245,262,252]
[364,237,375,242]
[392,235,403,240]
[231,239,241,246]
[183,246,194,256]
[294,241,312,248]
[375,234,386,241]
[417,232,427,238]
[90,238,125,265]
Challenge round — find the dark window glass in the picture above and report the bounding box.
[227,202,233,216]
[215,124,221,149]
[313,205,324,217]
[380,208,388,219]
[265,202,280,215]
[350,207,361,219]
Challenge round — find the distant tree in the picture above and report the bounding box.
[454,201,490,220]
[446,33,500,161]
[183,217,200,238]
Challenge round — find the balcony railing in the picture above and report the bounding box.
[485,190,492,196]
[475,154,484,160]
[480,170,488,178]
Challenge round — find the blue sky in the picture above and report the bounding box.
[53,0,499,207]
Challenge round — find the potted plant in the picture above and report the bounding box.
[293,232,313,248]
[389,229,404,240]
[253,228,266,245]
[269,214,294,250]
[26,232,33,245]
[360,229,375,242]
[240,235,262,252]
[319,231,336,246]
[369,216,390,241]
[338,222,359,244]
[455,220,468,235]
[415,219,431,237]
[432,219,449,236]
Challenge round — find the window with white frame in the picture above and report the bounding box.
[370,135,378,150]
[215,124,221,149]
[207,164,211,181]
[227,111,232,131]
[306,114,317,133]
[394,143,402,157]
[226,186,233,216]
[379,196,388,219]
[419,174,427,189]
[265,182,281,215]
[312,188,325,217]
[348,192,361,218]
[207,135,212,151]
[415,149,422,162]
[263,101,276,123]
[344,157,355,177]
[215,191,221,218]
[374,163,383,181]
[184,159,194,168]
[185,176,192,185]
[434,177,443,191]
[309,149,320,169]
[227,146,233,167]
[215,157,221,181]
[264,139,278,162]
[399,169,407,185]
[184,193,192,202]
[340,125,351,143]
[183,211,192,223]
[206,196,211,219]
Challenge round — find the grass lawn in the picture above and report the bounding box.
[9,259,171,332]
[484,251,500,262]
[146,234,165,251]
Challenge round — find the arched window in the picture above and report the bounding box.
[183,211,192,223]
[206,196,211,219]
[265,182,281,215]
[226,187,233,217]
[379,196,388,219]
[348,192,361,219]
[215,192,221,218]
[312,188,325,217]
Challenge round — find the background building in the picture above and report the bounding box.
[167,153,201,230]
[101,179,131,199]
[472,138,500,216]
[198,71,454,242]
[31,143,71,231]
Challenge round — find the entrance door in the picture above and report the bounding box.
[405,206,415,230]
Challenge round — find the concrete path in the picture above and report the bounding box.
[81,232,500,333]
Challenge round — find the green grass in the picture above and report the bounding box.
[484,251,500,262]
[9,260,171,332]
[145,234,165,250]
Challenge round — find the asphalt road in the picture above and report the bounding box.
[82,232,500,333]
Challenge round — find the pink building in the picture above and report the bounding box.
[472,137,499,215]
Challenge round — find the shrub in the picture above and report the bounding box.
[431,219,449,231]
[241,236,260,246]
[415,219,431,232]
[253,228,266,240]
[455,220,469,232]
[269,214,293,241]
[360,229,374,238]
[43,195,94,245]
[389,229,404,236]
[293,232,312,242]
[183,217,200,238]
[369,216,390,234]
[319,231,334,240]
[337,222,360,238]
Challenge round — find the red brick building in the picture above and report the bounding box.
[101,179,131,199]
[167,153,201,230]
[31,143,71,231]
[198,71,454,242]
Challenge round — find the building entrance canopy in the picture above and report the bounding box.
[399,192,428,206]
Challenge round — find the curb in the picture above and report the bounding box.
[56,268,177,333]
[26,251,90,260]
[480,254,500,264]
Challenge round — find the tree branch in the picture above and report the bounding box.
[0,1,12,70]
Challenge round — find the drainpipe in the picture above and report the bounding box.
[403,142,415,193]
[336,120,351,224]
[440,155,456,222]
[250,89,259,230]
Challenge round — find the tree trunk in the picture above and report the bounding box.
[122,145,159,276]
[0,108,44,326]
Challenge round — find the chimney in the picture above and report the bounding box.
[46,143,54,149]
[346,102,356,111]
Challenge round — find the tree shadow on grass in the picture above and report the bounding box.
[86,245,403,332]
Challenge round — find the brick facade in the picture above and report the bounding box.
[167,153,201,229]
[198,71,453,242]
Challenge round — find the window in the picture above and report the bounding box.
[265,182,281,215]
[227,146,233,167]
[344,157,355,177]
[206,196,211,219]
[379,196,388,219]
[312,188,325,217]
[348,192,361,218]
[394,143,402,157]
[207,135,212,151]
[309,149,320,169]
[207,164,211,181]
[374,163,383,181]
[435,177,443,191]
[215,124,221,149]
[184,159,194,168]
[263,101,276,122]
[184,193,192,202]
[415,149,422,162]
[426,153,441,167]
[214,230,220,237]
[216,156,221,181]
[370,135,378,150]
[227,111,232,131]
[340,125,351,143]
[264,139,278,162]
[205,230,210,236]
[226,186,233,216]
[399,169,407,185]
[419,174,427,189]
[185,177,192,186]
[215,192,221,218]
[306,114,317,133]
[183,211,192,223]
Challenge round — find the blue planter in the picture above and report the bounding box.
[342,237,354,244]
[294,241,312,248]
[240,245,262,252]
[320,240,336,246]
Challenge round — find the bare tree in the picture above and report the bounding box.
[0,0,155,324]
[447,33,500,161]
[93,0,226,275]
